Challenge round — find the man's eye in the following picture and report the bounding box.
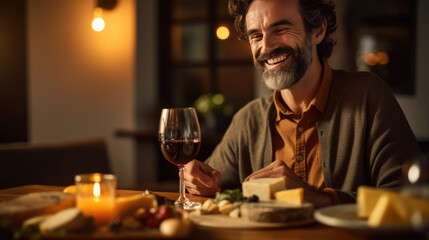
[250,34,262,40]
[274,28,288,34]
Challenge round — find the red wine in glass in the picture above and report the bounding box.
[160,140,201,167]
[158,107,202,210]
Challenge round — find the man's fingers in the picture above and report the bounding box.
[198,161,221,176]
[244,160,290,181]
[184,160,221,194]
[244,164,273,181]
[187,167,217,188]
[184,180,219,197]
[186,161,220,188]
[211,170,221,183]
[246,170,285,181]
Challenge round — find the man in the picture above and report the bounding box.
[183,0,421,208]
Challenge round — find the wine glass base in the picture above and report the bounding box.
[174,200,202,210]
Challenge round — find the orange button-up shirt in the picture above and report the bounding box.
[273,63,337,202]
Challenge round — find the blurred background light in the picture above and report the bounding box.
[216,26,229,40]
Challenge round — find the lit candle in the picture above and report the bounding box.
[75,173,116,226]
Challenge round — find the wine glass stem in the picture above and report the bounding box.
[178,166,187,201]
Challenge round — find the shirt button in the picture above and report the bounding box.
[296,155,303,161]
[298,127,304,132]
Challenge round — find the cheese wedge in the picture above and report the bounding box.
[63,185,94,195]
[0,192,75,225]
[357,185,429,225]
[63,185,77,194]
[368,194,410,227]
[39,208,86,233]
[357,186,398,218]
[242,178,285,201]
[274,188,304,204]
[116,193,158,219]
[22,215,52,228]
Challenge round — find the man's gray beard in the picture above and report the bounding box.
[262,67,297,90]
[258,37,314,91]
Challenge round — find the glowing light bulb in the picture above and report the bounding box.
[92,7,105,32]
[216,26,230,40]
[92,17,105,32]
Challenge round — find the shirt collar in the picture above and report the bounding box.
[312,60,332,113]
[273,60,332,121]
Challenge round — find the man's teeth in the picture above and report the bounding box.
[267,56,286,65]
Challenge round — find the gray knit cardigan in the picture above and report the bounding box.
[205,68,421,203]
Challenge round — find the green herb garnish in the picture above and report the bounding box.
[213,189,243,204]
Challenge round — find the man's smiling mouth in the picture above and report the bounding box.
[265,54,289,66]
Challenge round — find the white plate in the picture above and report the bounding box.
[314,204,414,235]
[189,212,314,229]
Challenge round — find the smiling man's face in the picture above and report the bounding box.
[246,0,314,90]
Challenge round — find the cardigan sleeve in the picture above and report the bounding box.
[364,75,421,188]
[204,96,274,191]
[204,115,242,190]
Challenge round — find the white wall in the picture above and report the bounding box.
[27,0,137,188]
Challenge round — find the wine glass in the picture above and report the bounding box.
[158,107,202,210]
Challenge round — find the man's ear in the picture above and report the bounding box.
[313,20,327,45]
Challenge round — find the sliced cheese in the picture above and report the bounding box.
[357,185,429,226]
[63,185,77,194]
[368,194,410,227]
[115,193,158,219]
[22,215,52,228]
[242,177,285,201]
[357,186,398,218]
[39,208,86,233]
[0,192,75,225]
[274,188,304,204]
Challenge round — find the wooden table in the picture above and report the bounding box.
[0,185,405,240]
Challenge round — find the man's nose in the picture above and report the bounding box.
[261,34,276,56]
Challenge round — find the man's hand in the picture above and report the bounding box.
[184,160,221,197]
[244,160,332,208]
[244,160,305,188]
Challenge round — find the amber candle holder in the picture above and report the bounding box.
[75,173,116,226]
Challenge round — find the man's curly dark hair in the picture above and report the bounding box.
[228,0,337,59]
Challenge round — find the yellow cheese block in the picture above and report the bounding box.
[242,178,285,201]
[357,186,429,225]
[63,185,94,194]
[115,193,158,219]
[368,194,410,227]
[63,185,77,194]
[274,188,304,204]
[357,186,398,218]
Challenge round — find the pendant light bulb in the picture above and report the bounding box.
[92,17,105,32]
[92,7,105,32]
